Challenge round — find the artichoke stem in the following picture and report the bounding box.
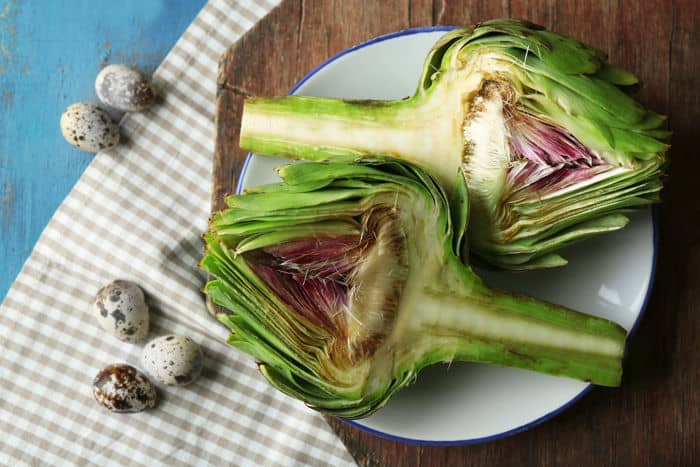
[404,282,627,387]
[242,95,416,161]
[240,95,453,175]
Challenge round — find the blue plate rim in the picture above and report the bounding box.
[235,25,660,446]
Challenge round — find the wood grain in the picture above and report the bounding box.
[213,1,699,465]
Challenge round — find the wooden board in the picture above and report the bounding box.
[214,1,699,465]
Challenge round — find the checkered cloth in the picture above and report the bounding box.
[0,1,355,465]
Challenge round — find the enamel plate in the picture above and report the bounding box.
[238,26,657,445]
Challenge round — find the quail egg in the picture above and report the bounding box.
[142,335,203,386]
[95,64,157,112]
[93,280,149,343]
[60,102,120,152]
[93,364,157,412]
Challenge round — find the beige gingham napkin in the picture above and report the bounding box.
[0,1,356,465]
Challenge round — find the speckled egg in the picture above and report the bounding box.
[95,64,157,112]
[93,364,157,413]
[142,335,203,386]
[93,280,149,343]
[60,102,120,152]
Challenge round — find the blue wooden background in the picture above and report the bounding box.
[0,0,207,301]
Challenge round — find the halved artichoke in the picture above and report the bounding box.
[240,19,668,269]
[202,158,626,419]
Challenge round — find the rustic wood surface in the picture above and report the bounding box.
[214,1,699,465]
[0,1,206,302]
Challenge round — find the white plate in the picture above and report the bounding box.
[238,27,657,445]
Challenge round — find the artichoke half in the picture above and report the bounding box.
[201,158,626,419]
[239,19,668,270]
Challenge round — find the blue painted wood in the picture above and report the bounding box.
[0,0,207,301]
